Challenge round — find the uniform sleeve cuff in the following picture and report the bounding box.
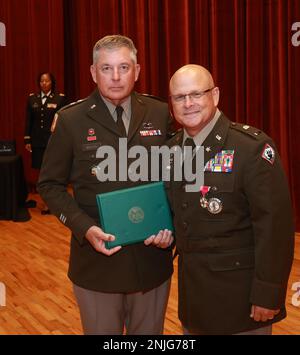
[250,277,288,309]
[68,213,96,245]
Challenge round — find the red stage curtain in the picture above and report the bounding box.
[0,0,65,184]
[1,0,300,230]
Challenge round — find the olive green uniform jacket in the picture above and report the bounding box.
[38,89,173,293]
[167,113,294,334]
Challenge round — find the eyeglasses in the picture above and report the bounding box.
[170,87,215,103]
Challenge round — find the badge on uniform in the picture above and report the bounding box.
[142,122,154,129]
[140,129,162,137]
[87,128,97,141]
[47,103,57,109]
[207,198,223,214]
[261,143,275,165]
[199,186,210,208]
[204,150,234,172]
[199,186,223,214]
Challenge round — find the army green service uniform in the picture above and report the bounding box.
[38,89,173,294]
[24,92,66,168]
[168,113,294,334]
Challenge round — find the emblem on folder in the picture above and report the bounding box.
[128,207,145,224]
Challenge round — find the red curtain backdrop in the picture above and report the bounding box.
[1,0,300,230]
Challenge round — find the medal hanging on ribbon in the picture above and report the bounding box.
[200,186,210,209]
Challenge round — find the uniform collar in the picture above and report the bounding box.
[101,95,131,122]
[182,109,221,147]
[86,89,146,142]
[202,112,231,163]
[171,112,231,164]
[40,91,52,98]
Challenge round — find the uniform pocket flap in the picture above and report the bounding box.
[207,249,255,271]
[204,172,234,192]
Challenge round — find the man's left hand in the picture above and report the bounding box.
[250,305,280,322]
[144,229,173,249]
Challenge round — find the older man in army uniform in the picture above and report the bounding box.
[168,64,294,335]
[37,35,174,335]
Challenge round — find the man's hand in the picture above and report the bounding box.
[144,229,173,248]
[85,226,122,256]
[250,305,280,322]
[25,144,32,152]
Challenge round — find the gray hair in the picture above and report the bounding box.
[92,35,138,64]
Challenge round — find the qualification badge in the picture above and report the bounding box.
[87,128,97,141]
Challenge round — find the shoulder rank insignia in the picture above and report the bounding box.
[51,98,87,132]
[261,143,275,165]
[60,98,86,112]
[231,122,262,139]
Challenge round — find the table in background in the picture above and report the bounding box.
[0,155,30,221]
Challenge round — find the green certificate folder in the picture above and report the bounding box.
[96,182,174,249]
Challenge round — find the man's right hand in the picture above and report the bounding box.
[25,144,32,152]
[85,226,122,256]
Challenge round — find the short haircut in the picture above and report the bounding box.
[92,35,137,64]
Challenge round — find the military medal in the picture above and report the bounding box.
[199,186,210,209]
[207,197,223,214]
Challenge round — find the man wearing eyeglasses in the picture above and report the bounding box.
[168,64,294,335]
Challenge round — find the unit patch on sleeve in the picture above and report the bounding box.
[261,143,275,165]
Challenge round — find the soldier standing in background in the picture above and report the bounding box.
[24,72,66,214]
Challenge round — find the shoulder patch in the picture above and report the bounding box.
[230,122,262,139]
[261,143,275,165]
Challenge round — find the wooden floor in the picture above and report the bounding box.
[0,193,299,335]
